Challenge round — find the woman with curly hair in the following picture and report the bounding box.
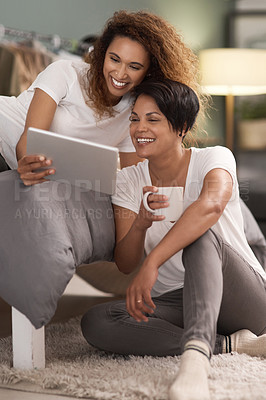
[0,9,203,182]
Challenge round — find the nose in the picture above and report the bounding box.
[116,64,127,79]
[136,119,148,132]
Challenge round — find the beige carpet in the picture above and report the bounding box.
[0,316,266,400]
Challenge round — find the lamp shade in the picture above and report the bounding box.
[199,48,266,96]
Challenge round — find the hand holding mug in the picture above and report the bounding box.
[136,186,168,229]
[143,186,183,222]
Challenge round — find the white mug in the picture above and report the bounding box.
[142,186,184,222]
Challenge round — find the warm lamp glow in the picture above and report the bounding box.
[199,48,266,151]
[199,48,266,96]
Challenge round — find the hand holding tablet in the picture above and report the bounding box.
[27,127,118,194]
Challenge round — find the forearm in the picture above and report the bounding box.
[16,88,57,161]
[145,168,233,269]
[145,198,222,269]
[114,220,148,274]
[113,188,167,274]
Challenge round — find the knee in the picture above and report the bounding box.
[81,303,109,348]
[182,229,220,266]
[81,300,128,351]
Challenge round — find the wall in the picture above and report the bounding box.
[0,0,234,49]
[0,0,236,144]
[236,0,266,10]
[0,0,155,42]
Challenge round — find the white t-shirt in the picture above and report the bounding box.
[112,146,266,297]
[0,59,135,168]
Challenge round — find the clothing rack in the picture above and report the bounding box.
[0,24,75,51]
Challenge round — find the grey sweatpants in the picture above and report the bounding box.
[81,229,266,356]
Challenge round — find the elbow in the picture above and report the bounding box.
[114,252,133,275]
[213,200,224,216]
[116,262,133,275]
[120,268,132,276]
[207,200,224,221]
[114,253,140,275]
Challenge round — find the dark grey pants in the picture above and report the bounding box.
[81,229,266,356]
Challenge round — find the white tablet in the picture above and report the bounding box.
[27,127,119,195]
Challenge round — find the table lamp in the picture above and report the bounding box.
[199,48,266,151]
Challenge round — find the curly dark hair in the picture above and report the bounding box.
[84,10,205,119]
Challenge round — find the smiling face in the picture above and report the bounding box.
[130,94,179,160]
[103,36,150,105]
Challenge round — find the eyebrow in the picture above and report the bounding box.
[109,52,145,68]
[131,111,162,117]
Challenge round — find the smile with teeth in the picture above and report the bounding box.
[111,77,127,88]
[137,138,156,144]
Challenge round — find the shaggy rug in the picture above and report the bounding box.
[0,316,266,399]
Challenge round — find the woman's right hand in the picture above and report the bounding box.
[17,155,55,186]
[135,186,168,230]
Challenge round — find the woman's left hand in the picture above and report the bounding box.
[126,262,158,322]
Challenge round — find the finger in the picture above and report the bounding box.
[133,288,156,316]
[132,291,150,322]
[143,290,156,311]
[20,168,55,183]
[29,158,53,172]
[126,287,136,319]
[143,197,169,214]
[22,178,48,186]
[139,203,165,224]
[143,186,158,195]
[126,289,147,322]
[132,304,149,322]
[141,194,168,212]
[150,214,165,222]
[128,289,142,321]
[150,201,169,212]
[18,159,53,174]
[138,300,154,316]
[19,154,46,166]
[148,193,169,205]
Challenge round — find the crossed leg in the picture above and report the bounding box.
[169,229,266,400]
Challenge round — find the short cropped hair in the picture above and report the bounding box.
[133,79,200,134]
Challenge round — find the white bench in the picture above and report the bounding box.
[11,272,112,369]
[12,307,45,369]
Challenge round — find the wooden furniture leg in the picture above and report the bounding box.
[12,307,45,369]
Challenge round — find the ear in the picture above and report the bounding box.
[178,130,187,143]
[178,122,187,138]
[178,130,186,138]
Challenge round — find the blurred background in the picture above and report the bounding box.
[0,0,237,143]
[0,0,265,231]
